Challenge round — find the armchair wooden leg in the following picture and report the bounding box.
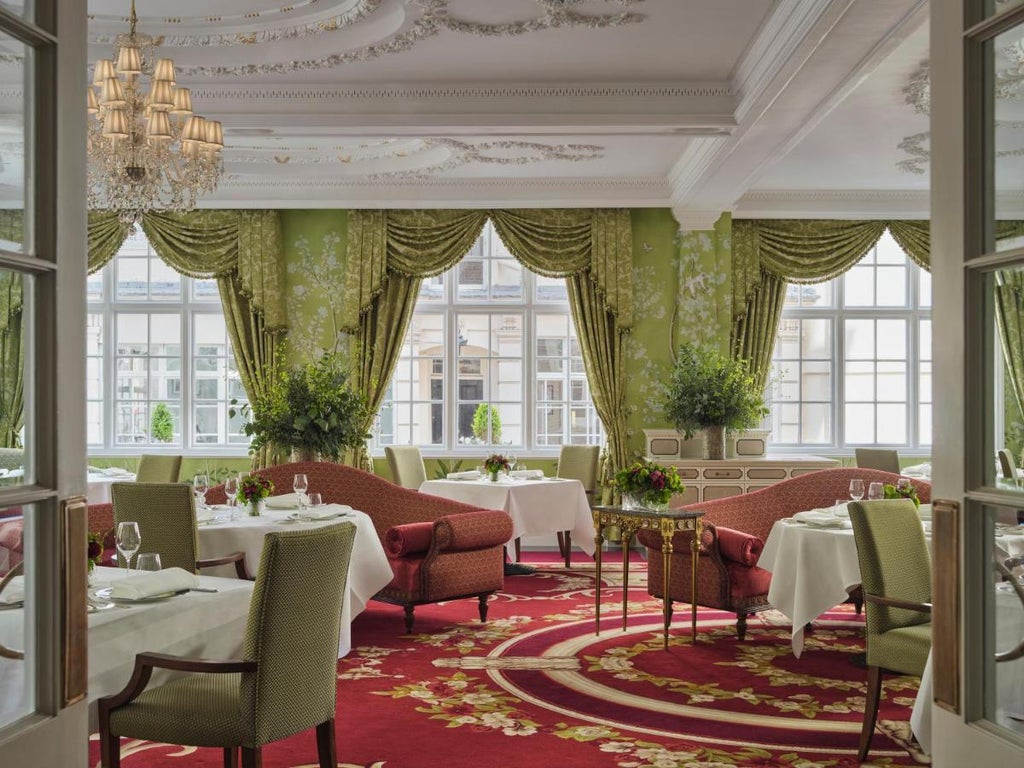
[99,712,120,768]
[478,593,489,623]
[316,718,337,768]
[241,746,262,768]
[404,604,415,634]
[223,747,238,768]
[859,665,883,762]
[514,537,521,562]
[736,612,748,642]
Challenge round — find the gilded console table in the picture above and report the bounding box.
[592,505,705,649]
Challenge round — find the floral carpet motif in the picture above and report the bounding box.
[88,562,928,768]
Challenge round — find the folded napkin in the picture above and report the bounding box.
[0,575,24,604]
[510,469,544,479]
[265,493,302,509]
[446,470,481,480]
[109,568,198,600]
[296,507,344,521]
[102,467,135,477]
[792,510,849,528]
[902,462,931,478]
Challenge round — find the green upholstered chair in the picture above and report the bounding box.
[998,448,1020,486]
[848,499,932,761]
[98,523,357,768]
[854,448,901,475]
[111,483,248,578]
[385,446,427,490]
[552,445,600,567]
[134,454,183,483]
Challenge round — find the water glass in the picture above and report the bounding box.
[293,473,309,508]
[834,499,847,516]
[135,553,162,572]
[867,481,885,500]
[224,474,239,519]
[307,492,322,508]
[849,479,865,500]
[193,474,209,509]
[116,521,141,570]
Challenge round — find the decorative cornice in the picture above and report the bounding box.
[218,176,666,191]
[671,210,726,231]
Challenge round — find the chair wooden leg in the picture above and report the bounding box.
[403,604,415,634]
[99,710,120,768]
[736,612,748,642]
[478,593,490,622]
[563,531,571,568]
[514,537,521,562]
[241,747,262,768]
[223,747,238,768]
[316,718,337,768]
[859,665,884,762]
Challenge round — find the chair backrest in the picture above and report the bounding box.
[556,445,600,494]
[240,523,356,745]
[135,454,183,483]
[385,446,427,490]
[998,449,1019,482]
[111,482,198,572]
[854,448,901,475]
[848,499,931,636]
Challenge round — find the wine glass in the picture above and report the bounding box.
[293,473,309,509]
[867,481,885,500]
[135,553,162,572]
[849,479,865,501]
[116,521,141,570]
[507,453,518,476]
[224,474,239,519]
[193,474,209,510]
[307,492,322,509]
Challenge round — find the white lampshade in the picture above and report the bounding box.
[171,87,193,116]
[146,110,172,141]
[115,45,142,76]
[87,87,99,114]
[148,80,175,111]
[92,59,115,86]
[204,120,224,149]
[181,115,207,144]
[99,76,127,108]
[152,58,176,84]
[102,108,130,138]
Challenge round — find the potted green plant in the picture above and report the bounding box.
[234,353,371,463]
[663,344,768,460]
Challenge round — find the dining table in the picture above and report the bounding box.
[418,474,596,559]
[0,566,254,729]
[195,500,393,656]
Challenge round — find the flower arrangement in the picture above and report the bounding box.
[483,454,511,474]
[238,474,275,516]
[613,460,685,509]
[87,531,105,572]
[883,477,920,508]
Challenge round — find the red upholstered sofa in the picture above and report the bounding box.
[206,461,513,633]
[0,507,23,575]
[636,467,932,640]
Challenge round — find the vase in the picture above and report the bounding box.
[621,492,669,512]
[488,469,500,482]
[247,500,263,517]
[703,425,727,460]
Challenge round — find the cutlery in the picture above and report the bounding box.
[189,587,219,593]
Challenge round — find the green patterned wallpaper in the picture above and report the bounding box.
[623,210,732,461]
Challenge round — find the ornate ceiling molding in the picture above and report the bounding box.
[216,175,665,190]
[735,188,932,218]
[175,0,648,78]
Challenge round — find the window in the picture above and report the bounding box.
[87,229,247,450]
[378,222,602,452]
[769,231,931,451]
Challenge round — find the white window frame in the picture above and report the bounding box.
[86,234,245,456]
[769,236,932,455]
[375,224,602,456]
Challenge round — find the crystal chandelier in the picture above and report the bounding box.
[87,1,224,223]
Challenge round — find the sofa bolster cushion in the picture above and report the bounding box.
[385,522,435,557]
[716,527,764,566]
[434,510,513,552]
[0,519,23,552]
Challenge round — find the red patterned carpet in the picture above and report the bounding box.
[89,561,928,768]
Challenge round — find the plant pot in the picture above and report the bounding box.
[703,425,727,460]
[621,492,669,512]
[488,470,500,482]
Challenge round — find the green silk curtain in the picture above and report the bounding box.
[343,209,633,486]
[731,219,935,387]
[996,270,1024,429]
[0,270,23,448]
[88,210,287,467]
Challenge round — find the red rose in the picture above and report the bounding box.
[87,539,103,559]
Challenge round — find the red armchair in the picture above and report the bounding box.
[636,467,932,640]
[207,461,513,633]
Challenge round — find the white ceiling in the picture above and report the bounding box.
[6,0,980,218]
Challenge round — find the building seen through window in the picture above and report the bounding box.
[378,222,603,452]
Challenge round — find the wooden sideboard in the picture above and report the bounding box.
[656,456,840,505]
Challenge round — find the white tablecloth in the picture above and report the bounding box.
[419,476,595,556]
[0,566,253,728]
[86,472,136,504]
[196,504,393,656]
